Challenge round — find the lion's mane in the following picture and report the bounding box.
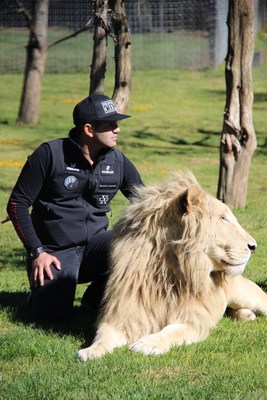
[101,171,225,342]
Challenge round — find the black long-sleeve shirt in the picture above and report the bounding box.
[7,133,143,252]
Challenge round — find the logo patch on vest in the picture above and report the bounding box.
[65,162,80,172]
[101,164,114,175]
[64,175,79,191]
[98,194,110,205]
[99,182,117,190]
[66,166,80,172]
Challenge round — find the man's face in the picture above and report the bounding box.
[92,121,120,148]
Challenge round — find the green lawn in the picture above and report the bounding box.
[0,59,267,399]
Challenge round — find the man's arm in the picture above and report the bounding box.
[7,144,61,286]
[7,144,50,252]
[120,154,144,199]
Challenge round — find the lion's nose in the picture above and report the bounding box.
[248,241,257,253]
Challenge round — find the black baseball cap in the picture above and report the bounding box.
[73,94,131,126]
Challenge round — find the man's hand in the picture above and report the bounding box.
[30,252,61,287]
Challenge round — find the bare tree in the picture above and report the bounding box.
[89,0,132,113]
[217,0,257,208]
[110,0,132,112]
[14,0,94,125]
[137,0,153,33]
[14,0,132,124]
[89,0,109,95]
[17,0,49,124]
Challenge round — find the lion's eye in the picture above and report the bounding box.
[220,215,232,223]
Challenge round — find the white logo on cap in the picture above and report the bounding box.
[101,100,117,114]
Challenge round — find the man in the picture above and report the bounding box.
[7,94,143,319]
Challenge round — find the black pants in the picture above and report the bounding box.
[27,231,113,319]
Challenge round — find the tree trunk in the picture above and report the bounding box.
[17,0,49,125]
[217,0,257,208]
[89,0,109,95]
[110,0,132,113]
[137,0,153,33]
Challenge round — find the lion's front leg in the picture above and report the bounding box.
[129,323,207,355]
[226,307,256,321]
[76,323,127,361]
[226,275,267,318]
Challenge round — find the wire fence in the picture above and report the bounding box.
[0,0,265,73]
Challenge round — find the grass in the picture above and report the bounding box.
[1,49,267,399]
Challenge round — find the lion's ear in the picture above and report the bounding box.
[180,184,204,214]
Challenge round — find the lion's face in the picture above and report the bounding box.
[203,196,257,276]
[180,184,257,277]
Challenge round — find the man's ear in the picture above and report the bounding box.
[83,123,94,137]
[180,185,204,214]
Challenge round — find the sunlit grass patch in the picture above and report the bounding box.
[0,160,24,168]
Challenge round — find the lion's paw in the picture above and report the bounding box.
[76,342,108,361]
[129,334,168,356]
[227,308,257,321]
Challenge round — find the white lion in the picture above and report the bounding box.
[77,171,267,360]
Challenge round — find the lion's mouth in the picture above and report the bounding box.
[218,259,248,276]
[221,259,247,267]
[220,251,251,268]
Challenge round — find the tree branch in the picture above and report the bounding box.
[48,9,116,49]
[48,18,94,49]
[14,0,39,43]
[13,0,116,50]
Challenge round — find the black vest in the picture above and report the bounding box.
[31,138,124,249]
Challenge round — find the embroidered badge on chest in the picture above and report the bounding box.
[64,175,79,191]
[66,164,80,172]
[98,194,110,205]
[101,164,114,175]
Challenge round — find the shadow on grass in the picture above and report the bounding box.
[0,290,97,348]
[133,127,220,148]
[2,281,267,349]
[132,124,267,158]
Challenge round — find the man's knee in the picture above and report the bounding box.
[29,277,76,320]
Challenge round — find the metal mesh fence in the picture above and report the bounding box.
[0,0,264,73]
